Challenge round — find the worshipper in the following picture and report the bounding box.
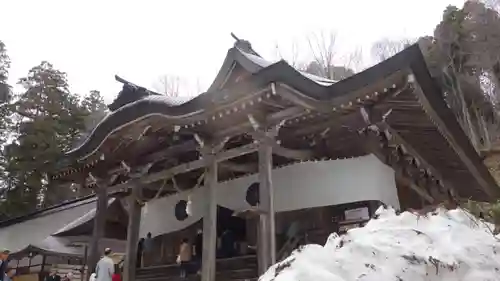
[220,229,236,258]
[136,238,144,268]
[61,273,71,281]
[0,250,10,281]
[177,238,192,278]
[95,248,114,281]
[193,229,203,275]
[88,273,96,281]
[45,271,61,281]
[4,268,15,281]
[143,233,153,266]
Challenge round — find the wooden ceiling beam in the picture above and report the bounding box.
[106,142,258,193]
[220,161,258,173]
[271,143,315,160]
[410,77,500,198]
[214,106,305,139]
[103,140,198,177]
[378,122,451,193]
[359,127,435,203]
[105,139,318,194]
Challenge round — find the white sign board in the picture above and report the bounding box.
[344,207,370,221]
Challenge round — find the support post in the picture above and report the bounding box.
[88,184,108,275]
[250,123,280,275]
[201,143,220,281]
[81,245,88,281]
[257,134,275,274]
[123,184,142,281]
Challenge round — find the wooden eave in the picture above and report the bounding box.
[51,43,499,201]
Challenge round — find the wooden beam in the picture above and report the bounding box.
[377,122,450,192]
[220,162,258,173]
[360,128,435,203]
[272,144,315,160]
[106,141,316,194]
[101,106,304,181]
[214,106,305,139]
[144,143,258,184]
[123,184,142,281]
[358,105,436,203]
[395,169,435,203]
[87,184,107,275]
[106,143,256,193]
[106,140,198,175]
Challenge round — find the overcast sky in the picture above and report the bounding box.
[1,0,464,103]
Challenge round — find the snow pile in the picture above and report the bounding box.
[260,207,500,281]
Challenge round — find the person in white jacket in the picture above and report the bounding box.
[95,249,114,281]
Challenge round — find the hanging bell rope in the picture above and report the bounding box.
[185,173,205,217]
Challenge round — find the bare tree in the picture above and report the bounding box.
[371,38,416,63]
[307,31,339,79]
[274,40,304,69]
[275,31,364,81]
[153,74,181,97]
[479,0,500,12]
[344,47,364,73]
[153,74,206,98]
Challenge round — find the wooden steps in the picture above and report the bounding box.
[136,255,257,281]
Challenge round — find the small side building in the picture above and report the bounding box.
[0,195,128,281]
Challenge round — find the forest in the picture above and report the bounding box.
[1,0,500,221]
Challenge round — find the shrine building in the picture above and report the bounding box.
[50,36,500,281]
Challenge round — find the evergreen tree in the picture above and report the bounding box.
[0,61,87,216]
[0,41,10,103]
[0,41,15,214]
[81,90,107,132]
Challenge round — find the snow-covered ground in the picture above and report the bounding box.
[260,207,500,281]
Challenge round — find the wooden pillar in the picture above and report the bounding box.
[81,246,88,281]
[88,185,108,274]
[201,148,218,281]
[257,133,276,274]
[123,185,142,281]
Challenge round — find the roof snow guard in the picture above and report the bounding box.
[51,35,500,201]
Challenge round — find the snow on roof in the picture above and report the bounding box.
[261,207,500,281]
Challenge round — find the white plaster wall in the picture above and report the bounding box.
[0,201,97,253]
[140,154,400,237]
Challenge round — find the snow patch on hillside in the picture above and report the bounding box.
[260,207,500,281]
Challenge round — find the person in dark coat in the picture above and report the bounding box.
[137,238,145,268]
[220,229,236,258]
[0,249,10,281]
[193,229,203,274]
[45,271,61,281]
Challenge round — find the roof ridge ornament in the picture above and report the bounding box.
[107,75,161,111]
[230,32,260,57]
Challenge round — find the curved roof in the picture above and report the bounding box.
[67,38,336,161]
[54,38,500,200]
[64,43,472,162]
